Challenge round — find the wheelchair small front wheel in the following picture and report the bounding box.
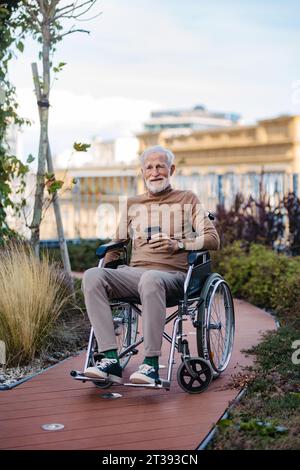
[177,358,213,394]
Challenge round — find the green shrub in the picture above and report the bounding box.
[211,242,250,298]
[270,261,300,320]
[242,245,290,308]
[212,242,300,314]
[210,241,300,450]
[42,239,110,272]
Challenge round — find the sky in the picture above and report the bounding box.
[8,0,300,161]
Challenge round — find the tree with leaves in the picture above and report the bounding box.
[10,1,98,262]
[0,1,30,244]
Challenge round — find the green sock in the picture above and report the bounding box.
[143,356,159,370]
[103,349,119,364]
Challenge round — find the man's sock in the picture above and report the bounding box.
[103,349,120,364]
[143,356,159,370]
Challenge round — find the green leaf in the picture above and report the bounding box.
[16,41,24,53]
[73,142,91,152]
[218,418,233,429]
[47,180,64,194]
[26,154,35,164]
[53,62,66,73]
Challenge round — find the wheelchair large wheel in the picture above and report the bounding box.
[112,303,139,369]
[196,274,235,374]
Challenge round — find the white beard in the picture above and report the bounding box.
[145,177,170,194]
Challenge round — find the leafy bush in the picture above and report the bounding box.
[212,242,300,313]
[242,245,299,308]
[210,238,300,450]
[273,273,300,330]
[0,243,72,366]
[42,239,110,272]
[211,242,251,298]
[215,191,300,255]
[215,192,285,250]
[283,192,300,256]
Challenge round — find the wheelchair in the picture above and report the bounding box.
[71,240,235,394]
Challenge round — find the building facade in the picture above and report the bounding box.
[40,114,300,240]
[143,104,241,133]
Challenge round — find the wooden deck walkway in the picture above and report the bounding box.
[0,299,275,450]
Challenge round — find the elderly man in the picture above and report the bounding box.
[82,145,220,385]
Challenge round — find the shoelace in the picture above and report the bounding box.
[138,364,154,374]
[96,358,116,367]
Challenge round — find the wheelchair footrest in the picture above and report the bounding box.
[70,370,111,384]
[124,380,171,390]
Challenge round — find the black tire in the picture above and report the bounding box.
[177,358,213,394]
[197,275,235,374]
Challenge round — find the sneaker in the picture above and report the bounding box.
[84,358,122,384]
[129,364,160,385]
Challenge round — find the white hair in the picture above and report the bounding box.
[139,145,175,167]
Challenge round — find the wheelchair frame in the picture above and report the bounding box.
[71,241,235,394]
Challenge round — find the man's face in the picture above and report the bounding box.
[141,152,175,194]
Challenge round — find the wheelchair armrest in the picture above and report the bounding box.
[96,241,128,259]
[188,250,210,267]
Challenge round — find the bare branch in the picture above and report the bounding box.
[58,27,90,38]
[54,0,97,20]
[54,1,76,18]
[74,2,97,16]
[76,10,102,22]
[71,0,97,19]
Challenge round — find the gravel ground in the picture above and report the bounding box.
[0,359,47,388]
[0,349,85,388]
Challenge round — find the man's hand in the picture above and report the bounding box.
[148,233,179,254]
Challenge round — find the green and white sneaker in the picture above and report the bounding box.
[129,364,160,385]
[84,358,122,384]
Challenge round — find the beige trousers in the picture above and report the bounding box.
[82,265,186,357]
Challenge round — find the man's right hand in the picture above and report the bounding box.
[148,233,179,254]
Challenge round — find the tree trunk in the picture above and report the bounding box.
[30,19,50,257]
[32,63,73,279]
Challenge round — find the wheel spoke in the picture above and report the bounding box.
[112,305,138,369]
[202,281,234,373]
[210,291,225,367]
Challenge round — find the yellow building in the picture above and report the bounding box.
[138,114,300,175]
[40,114,300,240]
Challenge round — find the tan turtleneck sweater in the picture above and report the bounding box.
[104,185,220,273]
